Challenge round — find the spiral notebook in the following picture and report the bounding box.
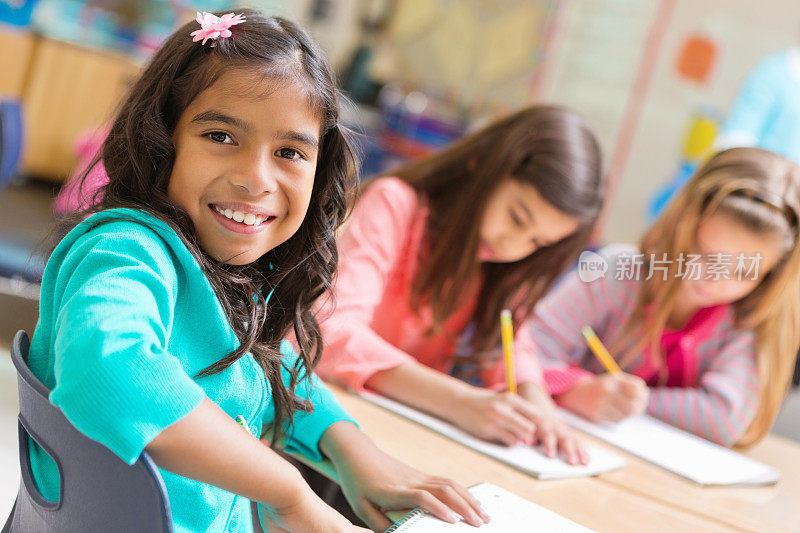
[361,392,625,479]
[384,482,593,532]
[559,410,780,486]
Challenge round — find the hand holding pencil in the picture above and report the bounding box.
[554,326,650,424]
[443,310,589,464]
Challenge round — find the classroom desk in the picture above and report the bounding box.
[325,385,739,532]
[589,431,800,533]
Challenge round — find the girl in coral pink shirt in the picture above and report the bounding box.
[317,106,606,463]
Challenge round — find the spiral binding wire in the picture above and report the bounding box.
[383,507,426,532]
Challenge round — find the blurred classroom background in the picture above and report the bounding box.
[2,0,800,519]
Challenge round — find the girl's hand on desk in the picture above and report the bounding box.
[321,422,490,531]
[518,382,590,465]
[449,388,551,449]
[556,372,649,424]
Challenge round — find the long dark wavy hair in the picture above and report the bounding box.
[390,106,604,356]
[56,10,358,444]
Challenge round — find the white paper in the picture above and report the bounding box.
[387,482,594,532]
[361,392,625,480]
[559,410,780,486]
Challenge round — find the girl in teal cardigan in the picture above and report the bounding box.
[29,10,487,532]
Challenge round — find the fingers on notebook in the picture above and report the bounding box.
[495,427,526,447]
[506,392,539,416]
[502,409,537,445]
[357,500,392,531]
[428,479,490,526]
[506,393,544,445]
[484,393,592,466]
[558,433,580,465]
[541,430,558,458]
[407,488,484,526]
[442,480,491,523]
[506,395,573,459]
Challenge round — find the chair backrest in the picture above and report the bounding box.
[7,330,173,532]
[0,101,23,191]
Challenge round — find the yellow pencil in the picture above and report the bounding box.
[500,309,517,394]
[581,326,621,374]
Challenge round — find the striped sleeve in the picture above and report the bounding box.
[520,250,634,396]
[647,330,759,446]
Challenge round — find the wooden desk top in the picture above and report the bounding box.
[587,430,800,533]
[328,386,743,532]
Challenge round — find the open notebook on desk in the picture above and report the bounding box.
[559,410,780,486]
[384,482,593,532]
[361,392,625,480]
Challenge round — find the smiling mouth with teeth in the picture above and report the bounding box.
[211,204,273,226]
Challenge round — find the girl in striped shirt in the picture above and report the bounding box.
[525,147,800,446]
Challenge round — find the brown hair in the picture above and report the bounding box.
[616,147,800,446]
[389,105,604,354]
[57,11,358,444]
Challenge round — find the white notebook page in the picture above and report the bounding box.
[559,410,780,486]
[387,482,593,532]
[361,392,625,479]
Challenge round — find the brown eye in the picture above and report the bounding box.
[207,131,233,144]
[276,148,305,160]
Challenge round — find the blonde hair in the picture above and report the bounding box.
[615,147,800,446]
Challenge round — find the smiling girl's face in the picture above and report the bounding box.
[167,69,321,265]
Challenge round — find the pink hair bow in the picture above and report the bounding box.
[190,12,246,46]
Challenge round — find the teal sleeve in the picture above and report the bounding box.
[265,340,358,461]
[49,226,205,464]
